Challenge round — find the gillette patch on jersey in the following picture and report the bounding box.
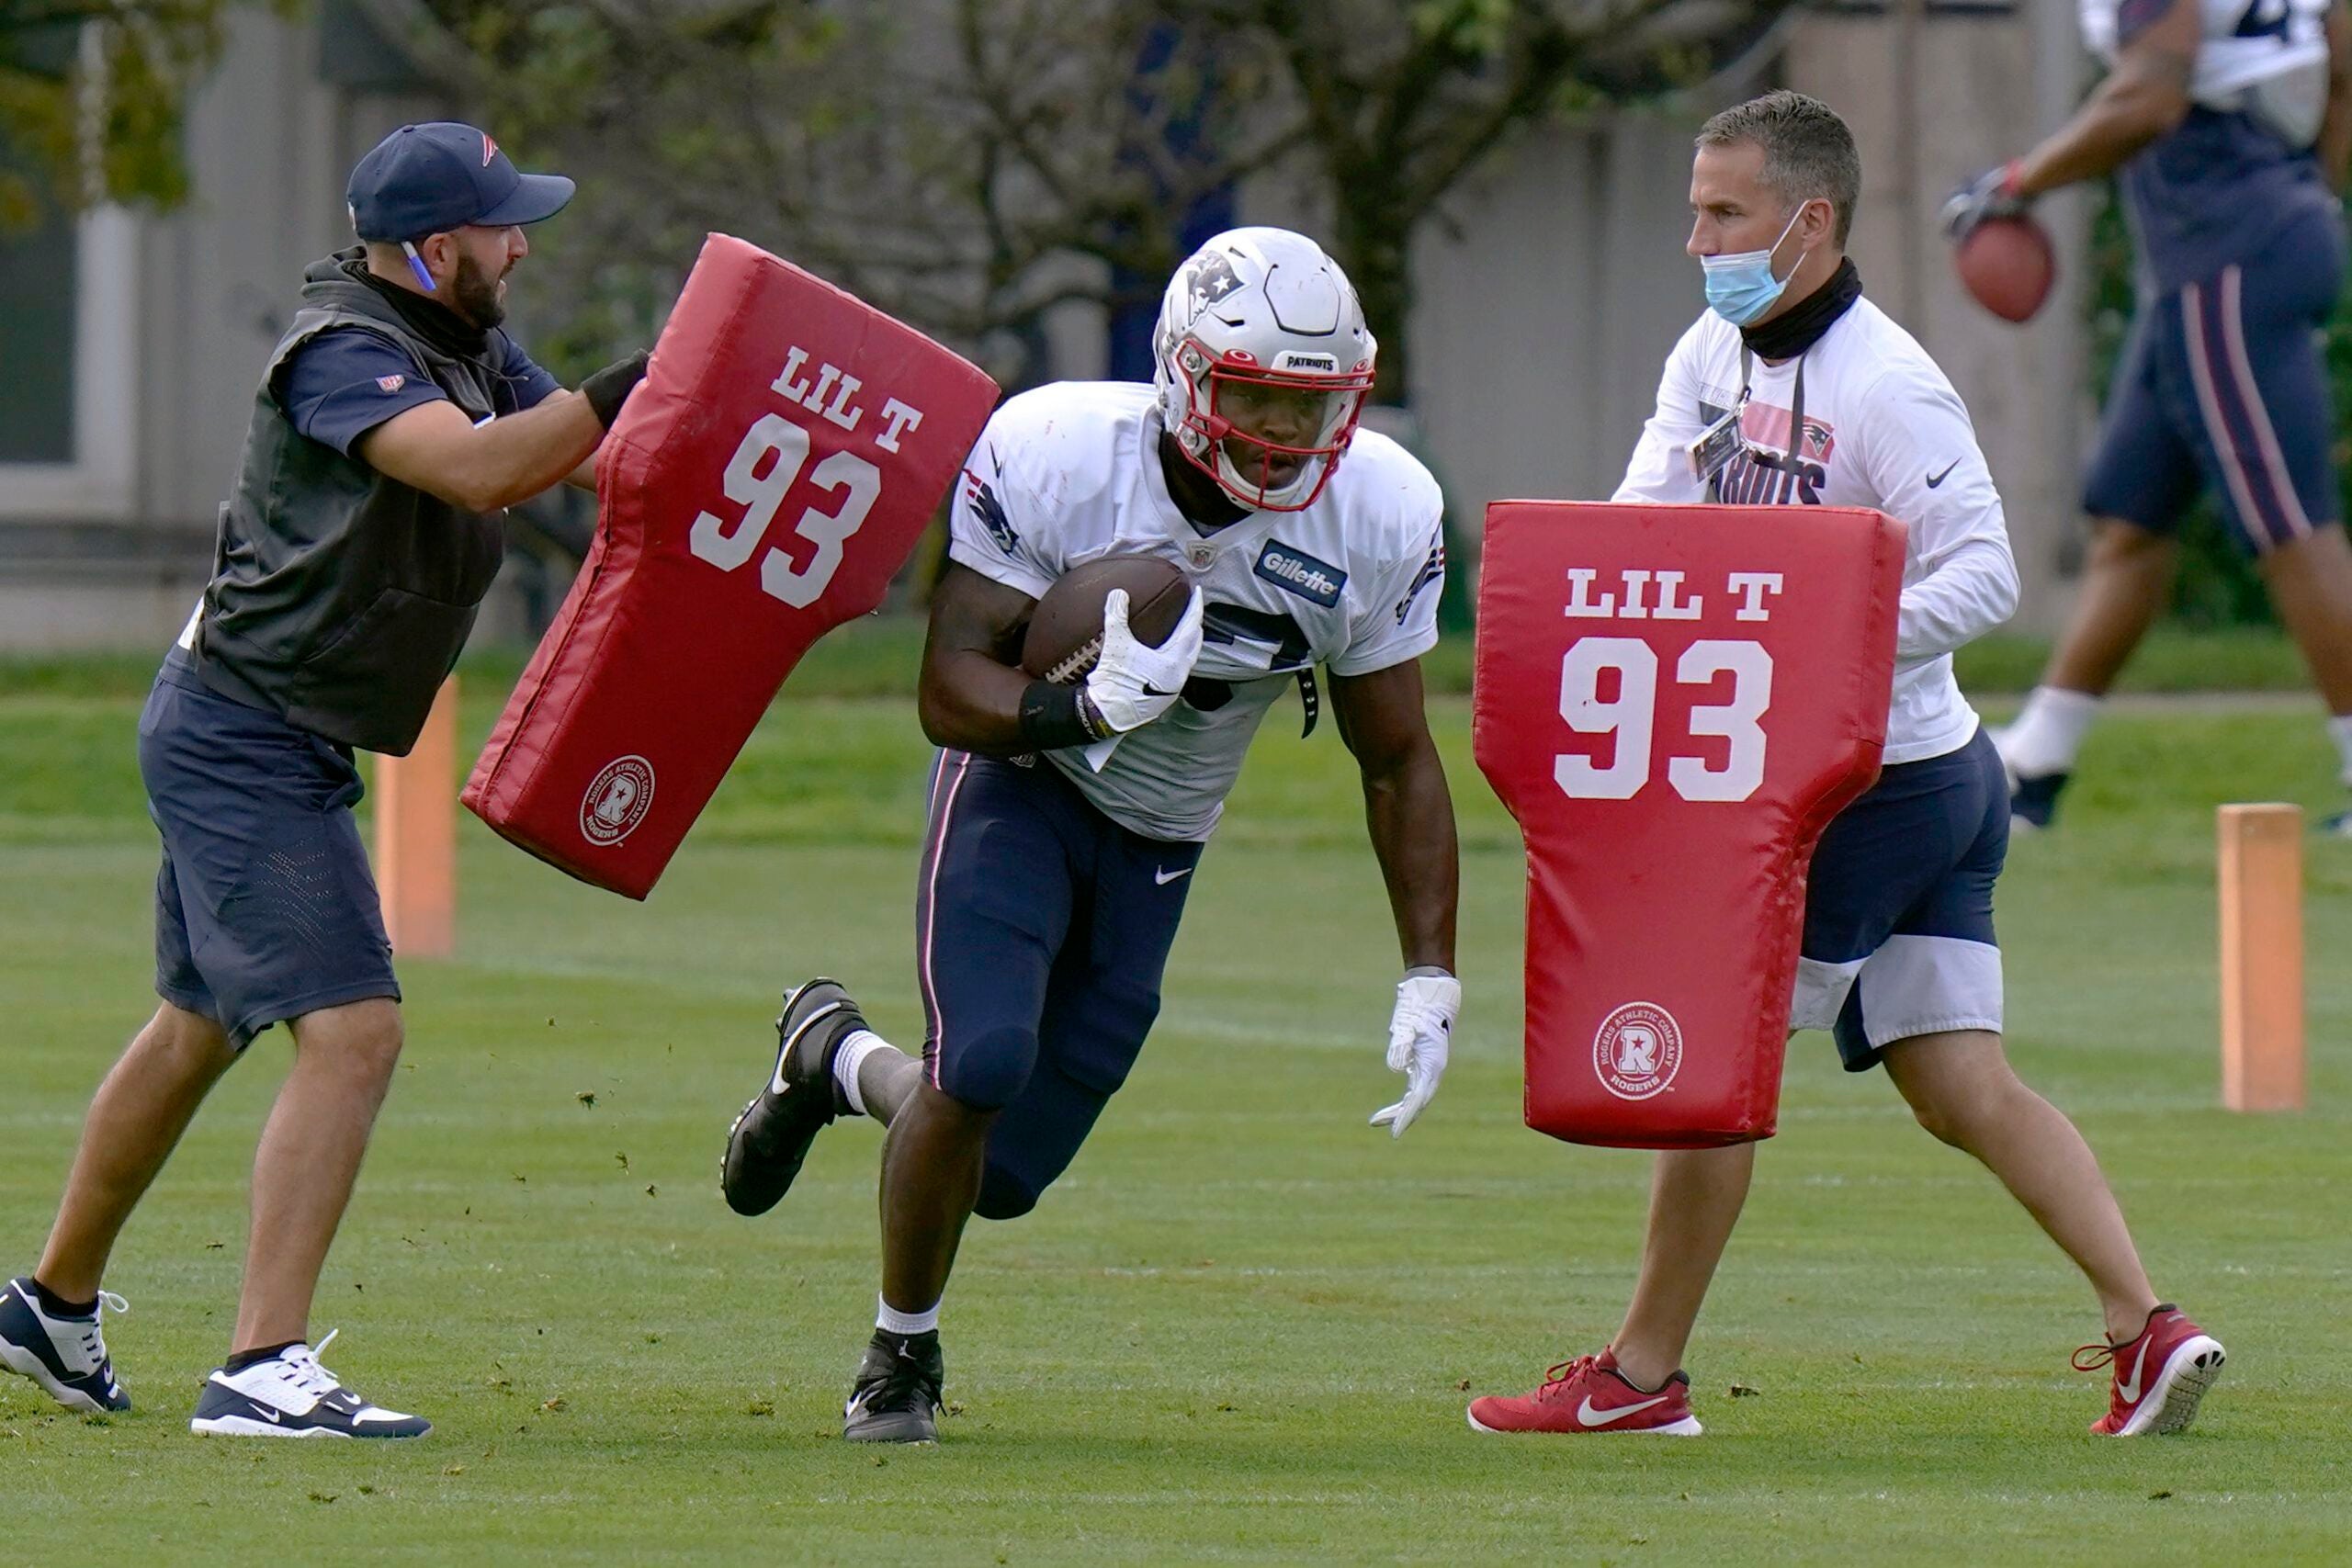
[1254,541,1348,607]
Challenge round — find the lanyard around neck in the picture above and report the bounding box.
[1721,343,1806,502]
[1736,343,1806,469]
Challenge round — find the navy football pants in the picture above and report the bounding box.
[913,751,1201,1220]
[2084,207,2344,555]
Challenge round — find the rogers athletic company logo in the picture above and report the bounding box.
[1592,1001,1684,1101]
[580,755,655,847]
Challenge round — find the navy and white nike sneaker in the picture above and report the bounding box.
[188,1331,429,1439]
[0,1276,130,1413]
[720,977,865,1216]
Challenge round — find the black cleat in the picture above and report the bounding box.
[842,1329,944,1444]
[720,978,865,1216]
[2008,769,2069,831]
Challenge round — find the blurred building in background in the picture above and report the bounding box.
[0,1,2085,653]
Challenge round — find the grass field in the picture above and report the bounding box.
[2,660,2348,1563]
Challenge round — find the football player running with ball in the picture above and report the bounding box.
[1952,0,2352,831]
[719,228,1461,1443]
[1466,92,2222,1442]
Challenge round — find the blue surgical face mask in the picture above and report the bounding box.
[1700,204,1810,327]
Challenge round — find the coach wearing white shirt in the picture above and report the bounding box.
[1468,91,2223,1442]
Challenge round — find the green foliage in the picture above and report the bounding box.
[0,2,286,229]
[0,689,2348,1561]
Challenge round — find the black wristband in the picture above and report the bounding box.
[1018,680,1102,750]
[581,349,650,429]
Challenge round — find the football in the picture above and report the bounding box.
[1954,214,2056,324]
[1020,555,1191,683]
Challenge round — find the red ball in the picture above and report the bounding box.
[1955,215,2057,324]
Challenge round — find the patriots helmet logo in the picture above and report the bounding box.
[1182,252,1244,320]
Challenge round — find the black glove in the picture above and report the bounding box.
[1939,160,2030,243]
[581,349,650,430]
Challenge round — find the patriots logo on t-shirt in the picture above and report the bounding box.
[376,374,406,393]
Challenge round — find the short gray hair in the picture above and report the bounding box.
[1697,91,1860,247]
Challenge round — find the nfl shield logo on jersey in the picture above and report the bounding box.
[376,374,406,393]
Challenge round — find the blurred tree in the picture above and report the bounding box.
[1193,0,1790,401]
[0,1,282,230]
[368,0,1790,396]
[367,0,1788,624]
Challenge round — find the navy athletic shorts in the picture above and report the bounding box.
[913,750,1201,1221]
[1790,726,2007,1071]
[139,649,400,1050]
[2083,208,2345,556]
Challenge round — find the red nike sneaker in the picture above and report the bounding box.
[1466,1349,1702,1436]
[2075,1303,2225,1436]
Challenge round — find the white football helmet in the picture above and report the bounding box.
[1151,227,1377,512]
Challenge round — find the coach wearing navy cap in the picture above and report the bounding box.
[0,123,649,1441]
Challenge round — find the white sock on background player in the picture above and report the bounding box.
[2002,686,2101,777]
[2327,714,2352,789]
[833,1030,895,1116]
[876,1295,939,1337]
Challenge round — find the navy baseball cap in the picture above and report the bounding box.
[345,122,574,243]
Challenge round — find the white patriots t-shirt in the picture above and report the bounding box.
[950,381,1446,841]
[1614,297,2019,763]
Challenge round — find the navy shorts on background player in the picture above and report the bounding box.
[1792,728,2007,1071]
[913,750,1202,1222]
[2083,207,2345,555]
[140,650,400,1049]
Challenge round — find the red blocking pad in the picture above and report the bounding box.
[464,234,998,898]
[1474,502,1905,1148]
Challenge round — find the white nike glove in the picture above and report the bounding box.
[1371,969,1458,1138]
[1082,585,1204,735]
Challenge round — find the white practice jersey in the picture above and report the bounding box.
[2083,0,2331,146]
[1615,297,2019,763]
[950,381,1446,841]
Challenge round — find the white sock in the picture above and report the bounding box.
[2000,686,2101,777]
[2329,715,2352,789]
[876,1294,939,1337]
[833,1029,892,1117]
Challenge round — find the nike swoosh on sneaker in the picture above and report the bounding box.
[1154,866,1193,886]
[1577,1393,1670,1427]
[2117,1336,2154,1404]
